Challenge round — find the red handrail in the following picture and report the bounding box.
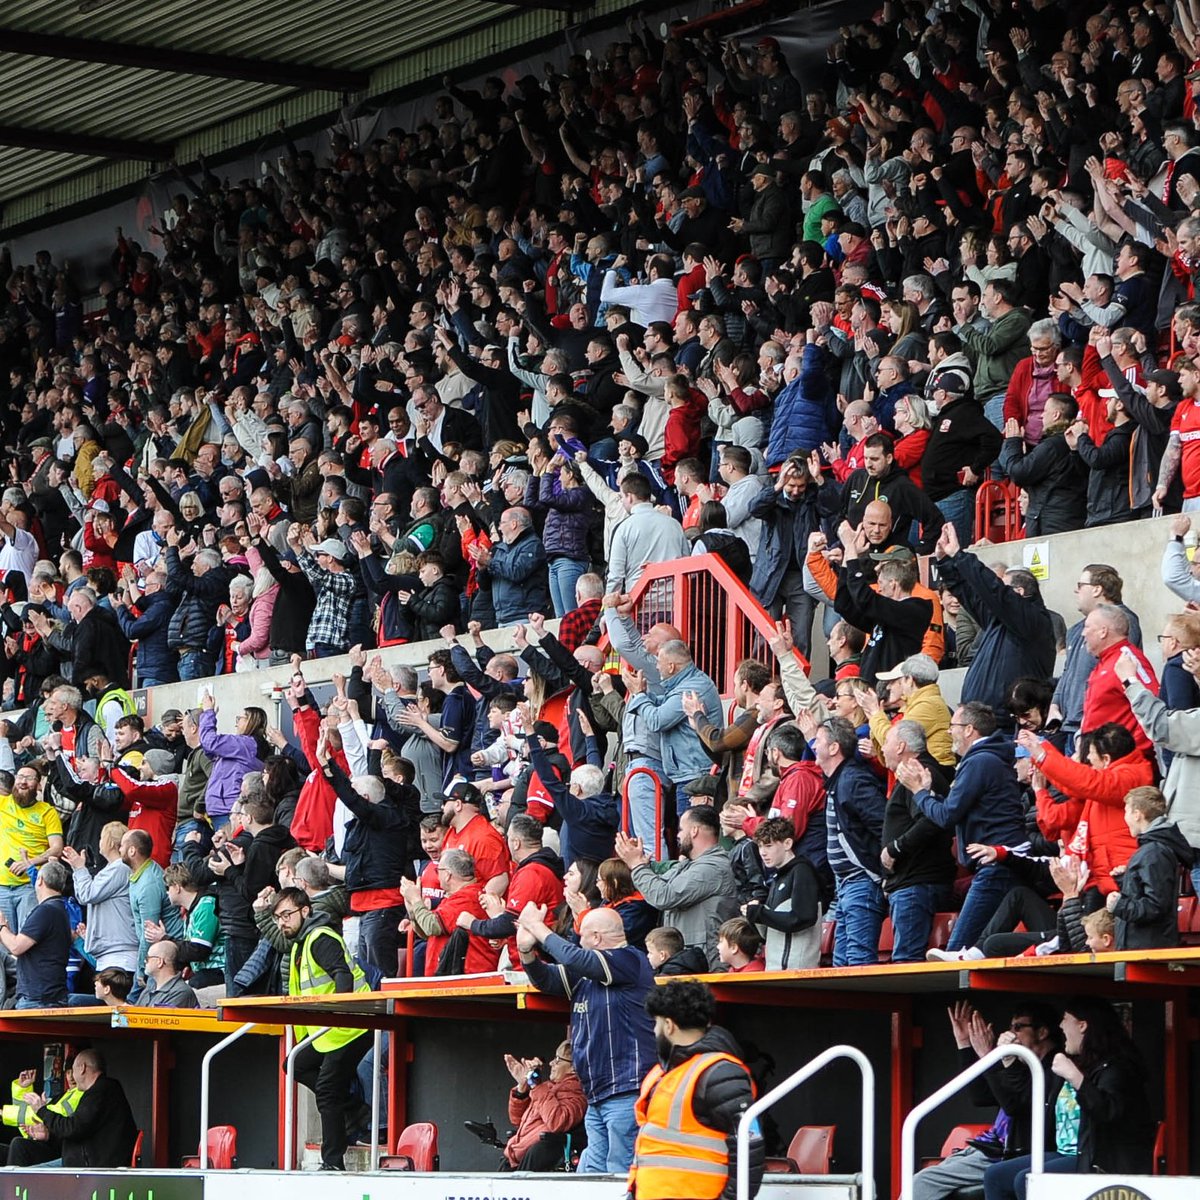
[620,765,664,861]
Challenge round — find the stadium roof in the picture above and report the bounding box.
[0,0,616,230]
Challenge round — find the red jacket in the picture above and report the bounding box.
[1002,358,1058,442]
[662,391,705,483]
[425,884,501,976]
[505,1073,587,1167]
[1034,743,1148,893]
[1082,640,1159,756]
[112,768,177,868]
[743,759,825,842]
[288,706,351,851]
[492,851,564,963]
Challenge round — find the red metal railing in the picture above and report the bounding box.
[620,765,664,860]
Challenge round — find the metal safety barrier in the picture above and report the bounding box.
[737,1044,875,1200]
[283,1027,329,1171]
[620,765,665,859]
[900,1043,1045,1200]
[198,1022,256,1170]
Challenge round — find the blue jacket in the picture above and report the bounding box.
[114,590,177,684]
[625,661,724,786]
[749,484,821,604]
[824,759,886,883]
[479,529,551,624]
[914,732,1026,865]
[529,737,618,865]
[936,551,1055,716]
[766,343,837,468]
[526,473,593,561]
[524,932,657,1103]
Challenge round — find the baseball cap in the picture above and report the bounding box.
[441,777,486,807]
[750,163,777,178]
[869,545,916,563]
[311,538,347,562]
[619,431,649,458]
[680,186,706,200]
[1149,369,1183,402]
[934,368,971,397]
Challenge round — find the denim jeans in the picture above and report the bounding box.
[948,864,1016,951]
[172,819,211,864]
[832,875,887,967]
[312,642,346,659]
[548,557,590,618]
[983,1152,1077,1200]
[577,1091,638,1173]
[358,905,405,979]
[935,488,976,548]
[625,758,667,857]
[889,883,952,963]
[178,651,214,681]
[768,575,817,659]
[0,883,36,933]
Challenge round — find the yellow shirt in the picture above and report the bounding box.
[0,794,63,887]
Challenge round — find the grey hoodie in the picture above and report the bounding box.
[72,857,139,970]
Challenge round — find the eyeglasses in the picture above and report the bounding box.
[272,909,302,923]
[1009,1021,1034,1033]
[948,721,971,729]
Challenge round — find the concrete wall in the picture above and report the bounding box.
[143,514,1184,730]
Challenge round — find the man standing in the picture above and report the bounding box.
[812,717,887,966]
[273,887,372,1171]
[473,508,551,625]
[897,702,1027,953]
[629,980,763,1200]
[0,765,64,946]
[0,859,72,1009]
[606,475,690,593]
[516,902,656,1174]
[143,940,199,1008]
[617,807,737,970]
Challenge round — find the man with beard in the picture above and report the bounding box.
[0,765,64,948]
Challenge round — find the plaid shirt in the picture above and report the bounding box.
[556,597,601,654]
[298,552,356,650]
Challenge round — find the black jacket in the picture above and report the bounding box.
[650,1027,764,1200]
[960,1045,1062,1157]
[184,831,257,941]
[921,396,1003,501]
[165,546,233,651]
[224,822,296,907]
[881,753,955,893]
[1074,1054,1155,1174]
[36,1074,138,1169]
[1112,818,1194,950]
[936,550,1055,717]
[252,536,316,655]
[834,554,933,685]
[528,736,618,864]
[748,484,821,604]
[834,464,945,554]
[744,855,822,969]
[47,605,131,688]
[324,761,412,895]
[998,432,1087,536]
[1076,420,1138,527]
[400,577,461,641]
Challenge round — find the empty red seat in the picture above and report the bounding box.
[181,1125,238,1170]
[877,918,894,964]
[380,1122,439,1171]
[928,913,957,949]
[765,1125,836,1174]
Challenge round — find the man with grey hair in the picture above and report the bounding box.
[164,523,232,680]
[525,729,619,864]
[474,506,550,624]
[901,274,948,335]
[30,585,130,690]
[0,856,72,1008]
[399,846,500,976]
[870,653,954,766]
[623,639,723,814]
[880,719,955,962]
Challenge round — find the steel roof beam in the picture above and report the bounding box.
[0,28,369,91]
[0,123,171,160]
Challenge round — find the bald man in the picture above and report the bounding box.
[144,939,200,1009]
[1080,603,1158,757]
[28,1049,138,1168]
[516,902,656,1174]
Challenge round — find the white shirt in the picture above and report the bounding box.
[600,272,679,326]
[0,527,38,587]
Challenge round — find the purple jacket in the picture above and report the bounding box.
[199,708,262,818]
[527,473,593,561]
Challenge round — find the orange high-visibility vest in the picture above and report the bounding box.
[628,1050,748,1200]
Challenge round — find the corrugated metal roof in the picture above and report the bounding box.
[0,0,627,224]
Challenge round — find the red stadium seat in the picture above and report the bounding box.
[380,1122,439,1171]
[181,1125,238,1169]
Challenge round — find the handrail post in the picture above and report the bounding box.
[199,1022,255,1169]
[900,1043,1045,1200]
[283,1028,329,1171]
[369,1028,383,1171]
[737,1044,875,1200]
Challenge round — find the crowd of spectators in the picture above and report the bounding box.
[0,0,1199,1172]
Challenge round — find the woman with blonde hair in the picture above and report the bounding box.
[894,394,933,489]
[1160,611,1200,717]
[881,299,924,361]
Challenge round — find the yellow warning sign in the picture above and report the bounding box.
[1023,541,1050,581]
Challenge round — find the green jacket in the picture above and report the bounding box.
[958,306,1032,401]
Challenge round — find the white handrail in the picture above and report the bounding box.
[198,1022,255,1169]
[900,1043,1045,1200]
[283,1028,329,1171]
[369,1029,383,1171]
[737,1044,875,1200]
